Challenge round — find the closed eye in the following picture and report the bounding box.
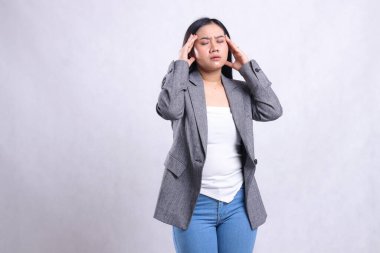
[201,40,225,45]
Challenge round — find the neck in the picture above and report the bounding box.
[198,68,222,84]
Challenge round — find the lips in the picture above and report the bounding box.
[210,56,221,60]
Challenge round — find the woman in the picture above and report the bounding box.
[154,17,283,253]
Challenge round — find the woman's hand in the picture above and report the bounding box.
[178,34,198,66]
[224,35,250,71]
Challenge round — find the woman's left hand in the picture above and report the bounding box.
[224,35,250,71]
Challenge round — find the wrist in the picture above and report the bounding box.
[238,60,251,73]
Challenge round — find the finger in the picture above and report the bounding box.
[186,34,197,46]
[188,40,198,55]
[186,34,195,43]
[187,34,197,48]
[225,34,236,45]
[225,35,240,53]
[182,35,193,52]
[184,34,197,54]
[224,60,233,68]
[188,57,195,66]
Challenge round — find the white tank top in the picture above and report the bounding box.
[200,106,244,203]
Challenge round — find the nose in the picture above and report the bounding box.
[210,39,219,52]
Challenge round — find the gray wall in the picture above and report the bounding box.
[1,0,379,252]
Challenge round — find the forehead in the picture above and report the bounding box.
[196,23,224,37]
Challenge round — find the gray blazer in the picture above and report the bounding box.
[153,58,283,230]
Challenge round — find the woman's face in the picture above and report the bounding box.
[193,23,229,72]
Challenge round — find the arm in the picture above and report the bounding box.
[156,60,189,120]
[224,35,283,121]
[156,34,198,121]
[238,59,283,121]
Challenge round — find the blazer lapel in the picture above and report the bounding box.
[188,70,208,155]
[188,68,248,158]
[221,74,247,144]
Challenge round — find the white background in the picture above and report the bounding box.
[1,0,379,252]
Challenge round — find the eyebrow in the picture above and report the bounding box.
[199,35,225,40]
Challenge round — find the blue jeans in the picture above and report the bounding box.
[172,185,258,253]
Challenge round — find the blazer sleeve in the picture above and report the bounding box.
[156,60,189,120]
[238,59,283,121]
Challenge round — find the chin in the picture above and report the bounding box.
[204,65,223,72]
[198,62,224,71]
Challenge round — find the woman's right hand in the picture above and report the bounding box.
[178,34,198,66]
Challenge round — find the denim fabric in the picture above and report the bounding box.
[172,185,258,253]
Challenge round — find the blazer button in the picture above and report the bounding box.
[254,68,261,72]
[254,159,258,164]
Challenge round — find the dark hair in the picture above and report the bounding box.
[183,17,233,79]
